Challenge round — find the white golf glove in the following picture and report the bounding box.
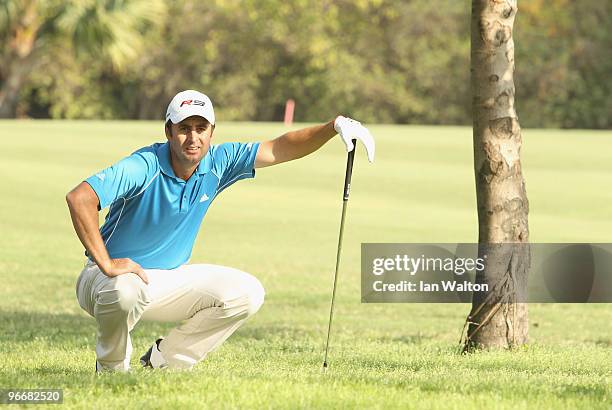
[334,116,375,163]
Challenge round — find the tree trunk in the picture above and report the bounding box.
[465,0,530,350]
[0,0,40,118]
[0,57,36,118]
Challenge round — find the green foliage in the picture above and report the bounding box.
[0,0,166,118]
[57,0,166,71]
[515,0,611,129]
[2,0,610,128]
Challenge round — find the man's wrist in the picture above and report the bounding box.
[333,115,345,134]
[93,255,112,275]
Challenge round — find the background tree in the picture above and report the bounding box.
[0,0,165,118]
[463,0,529,350]
[1,0,609,128]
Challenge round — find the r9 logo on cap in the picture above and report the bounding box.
[180,100,206,107]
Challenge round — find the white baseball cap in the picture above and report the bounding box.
[165,90,215,126]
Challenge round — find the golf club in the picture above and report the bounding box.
[323,138,357,371]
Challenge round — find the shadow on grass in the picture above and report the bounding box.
[0,309,307,345]
[231,323,313,341]
[375,334,430,345]
[0,309,95,344]
[0,309,223,348]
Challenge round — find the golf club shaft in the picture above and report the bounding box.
[323,139,357,370]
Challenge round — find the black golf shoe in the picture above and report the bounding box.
[140,338,167,369]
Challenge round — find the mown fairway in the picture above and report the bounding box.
[0,121,610,409]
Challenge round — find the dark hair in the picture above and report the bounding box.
[165,118,215,135]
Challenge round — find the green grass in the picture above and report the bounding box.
[0,120,610,409]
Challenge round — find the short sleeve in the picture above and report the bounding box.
[215,142,260,193]
[84,153,151,209]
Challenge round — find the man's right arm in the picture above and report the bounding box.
[66,182,148,284]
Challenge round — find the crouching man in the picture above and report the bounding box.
[66,90,375,372]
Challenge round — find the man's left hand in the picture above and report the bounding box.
[334,116,376,163]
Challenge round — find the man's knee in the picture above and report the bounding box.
[212,272,265,318]
[95,273,150,315]
[245,275,265,316]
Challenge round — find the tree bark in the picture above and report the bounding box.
[0,0,41,118]
[0,55,38,118]
[465,0,530,350]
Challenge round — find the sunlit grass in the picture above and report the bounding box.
[0,121,610,408]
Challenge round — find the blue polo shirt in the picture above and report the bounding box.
[85,141,260,269]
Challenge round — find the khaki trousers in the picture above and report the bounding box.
[75,260,265,371]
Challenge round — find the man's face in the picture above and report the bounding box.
[165,116,214,168]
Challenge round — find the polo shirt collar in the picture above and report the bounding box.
[158,142,212,179]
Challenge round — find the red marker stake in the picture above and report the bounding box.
[284,99,295,126]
